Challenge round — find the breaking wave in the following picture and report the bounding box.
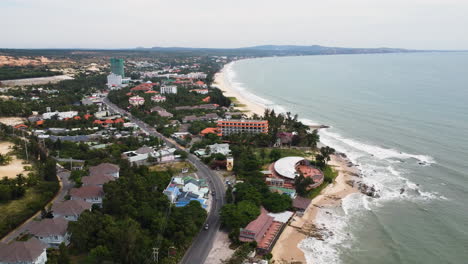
[223,62,443,264]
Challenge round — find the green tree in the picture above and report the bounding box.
[269,149,281,162]
[262,192,292,213]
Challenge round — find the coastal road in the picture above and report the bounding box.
[103,98,226,264]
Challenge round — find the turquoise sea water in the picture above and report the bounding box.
[225,53,468,264]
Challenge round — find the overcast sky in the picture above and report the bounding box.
[1,0,467,50]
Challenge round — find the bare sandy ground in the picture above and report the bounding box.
[0,142,29,179]
[0,117,26,126]
[0,75,74,86]
[0,55,66,67]
[212,64,360,263]
[213,66,266,117]
[205,231,236,264]
[271,155,360,264]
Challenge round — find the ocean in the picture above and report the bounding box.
[224,52,468,264]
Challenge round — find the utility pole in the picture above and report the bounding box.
[152,248,159,263]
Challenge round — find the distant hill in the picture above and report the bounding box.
[144,44,417,57]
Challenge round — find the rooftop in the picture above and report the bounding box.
[28,218,68,237]
[273,156,305,179]
[0,238,46,263]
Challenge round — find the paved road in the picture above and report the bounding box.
[103,98,226,264]
[1,166,72,243]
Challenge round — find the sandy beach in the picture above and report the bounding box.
[0,142,29,179]
[213,63,266,117]
[214,62,361,264]
[271,154,360,264]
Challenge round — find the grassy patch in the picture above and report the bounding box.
[149,161,197,174]
[308,165,338,199]
[0,181,59,238]
[254,147,315,166]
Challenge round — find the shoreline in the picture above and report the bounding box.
[214,62,361,264]
[213,62,266,117]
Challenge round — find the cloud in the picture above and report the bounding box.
[0,0,467,49]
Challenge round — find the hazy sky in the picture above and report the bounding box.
[1,0,468,49]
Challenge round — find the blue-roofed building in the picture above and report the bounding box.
[163,177,208,209]
[163,184,181,203]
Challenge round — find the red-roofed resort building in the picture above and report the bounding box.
[266,156,324,189]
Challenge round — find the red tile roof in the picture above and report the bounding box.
[200,127,219,136]
[35,120,44,126]
[202,96,211,102]
[73,116,81,120]
[14,124,28,129]
[84,114,93,120]
[239,207,274,243]
[130,83,155,91]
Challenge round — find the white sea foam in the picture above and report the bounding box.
[224,62,288,114]
[225,62,443,264]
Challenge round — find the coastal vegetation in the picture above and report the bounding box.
[69,165,207,264]
[0,125,59,238]
[0,66,62,81]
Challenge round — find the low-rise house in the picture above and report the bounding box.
[52,200,92,221]
[27,218,70,248]
[122,146,176,165]
[163,185,181,203]
[151,95,167,103]
[129,96,145,106]
[150,106,172,117]
[81,173,115,186]
[0,238,47,264]
[190,88,208,94]
[70,186,104,206]
[200,127,220,136]
[89,163,120,178]
[207,143,231,156]
[130,83,155,92]
[163,176,208,209]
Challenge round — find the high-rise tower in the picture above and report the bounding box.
[110,58,124,77]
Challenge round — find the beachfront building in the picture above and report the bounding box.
[129,96,145,106]
[266,156,324,189]
[160,85,177,94]
[217,119,269,136]
[239,208,293,254]
[0,238,48,264]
